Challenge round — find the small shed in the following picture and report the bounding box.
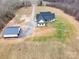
[3,26,21,38]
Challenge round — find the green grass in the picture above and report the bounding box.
[52,16,75,42]
[32,16,75,42]
[33,35,53,42]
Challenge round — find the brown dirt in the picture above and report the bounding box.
[32,24,55,37]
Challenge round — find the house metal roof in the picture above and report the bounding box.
[36,12,55,23]
[36,14,45,23]
[40,12,55,20]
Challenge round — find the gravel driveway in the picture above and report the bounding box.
[20,20,37,37]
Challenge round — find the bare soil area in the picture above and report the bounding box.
[32,24,55,37]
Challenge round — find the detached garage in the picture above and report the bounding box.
[3,26,21,38]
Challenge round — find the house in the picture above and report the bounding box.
[36,12,55,26]
[3,26,21,38]
[36,14,46,26]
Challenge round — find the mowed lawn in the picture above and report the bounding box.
[52,16,75,42]
[30,15,76,42]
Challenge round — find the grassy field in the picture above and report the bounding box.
[0,6,79,59]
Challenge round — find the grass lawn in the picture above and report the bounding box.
[52,16,75,42]
[31,16,76,42]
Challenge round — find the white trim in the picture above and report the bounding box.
[3,34,18,38]
[18,28,21,34]
[50,19,56,22]
[37,23,45,26]
[39,19,45,23]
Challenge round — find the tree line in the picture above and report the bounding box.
[43,0,79,21]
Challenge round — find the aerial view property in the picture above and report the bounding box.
[0,0,79,59]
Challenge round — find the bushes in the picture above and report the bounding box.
[0,11,15,30]
[3,12,15,22]
[75,12,79,21]
[0,19,5,30]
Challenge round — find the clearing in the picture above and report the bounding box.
[0,6,79,43]
[0,6,79,59]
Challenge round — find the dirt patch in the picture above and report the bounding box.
[32,24,55,36]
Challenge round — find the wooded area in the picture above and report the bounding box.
[44,0,79,21]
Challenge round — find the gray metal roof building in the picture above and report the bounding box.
[3,26,21,38]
